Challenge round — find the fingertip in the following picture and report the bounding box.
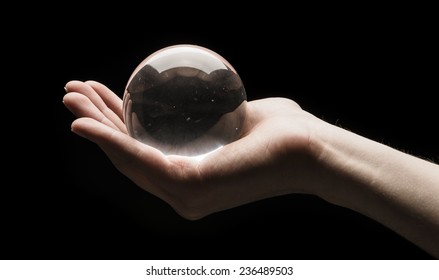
[62,92,69,103]
[70,118,80,130]
[62,93,72,109]
[62,92,79,108]
[64,80,84,93]
[70,118,87,137]
[84,80,99,85]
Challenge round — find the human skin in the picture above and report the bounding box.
[63,80,439,258]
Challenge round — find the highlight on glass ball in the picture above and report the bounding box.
[122,44,248,157]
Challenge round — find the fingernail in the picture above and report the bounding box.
[64,86,68,93]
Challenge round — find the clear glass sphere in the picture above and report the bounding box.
[123,44,247,157]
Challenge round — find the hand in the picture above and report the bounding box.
[63,80,322,220]
[64,80,439,257]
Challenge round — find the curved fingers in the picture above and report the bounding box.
[65,80,126,133]
[63,92,121,131]
[85,80,124,120]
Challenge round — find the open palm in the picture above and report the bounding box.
[64,80,320,219]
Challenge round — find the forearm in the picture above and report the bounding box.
[310,121,439,258]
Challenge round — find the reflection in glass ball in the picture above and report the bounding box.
[123,44,247,157]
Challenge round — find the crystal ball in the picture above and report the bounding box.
[123,44,247,157]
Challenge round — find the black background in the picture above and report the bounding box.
[3,4,437,260]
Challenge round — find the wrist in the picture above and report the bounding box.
[306,118,384,207]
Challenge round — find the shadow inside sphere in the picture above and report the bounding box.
[124,65,247,157]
